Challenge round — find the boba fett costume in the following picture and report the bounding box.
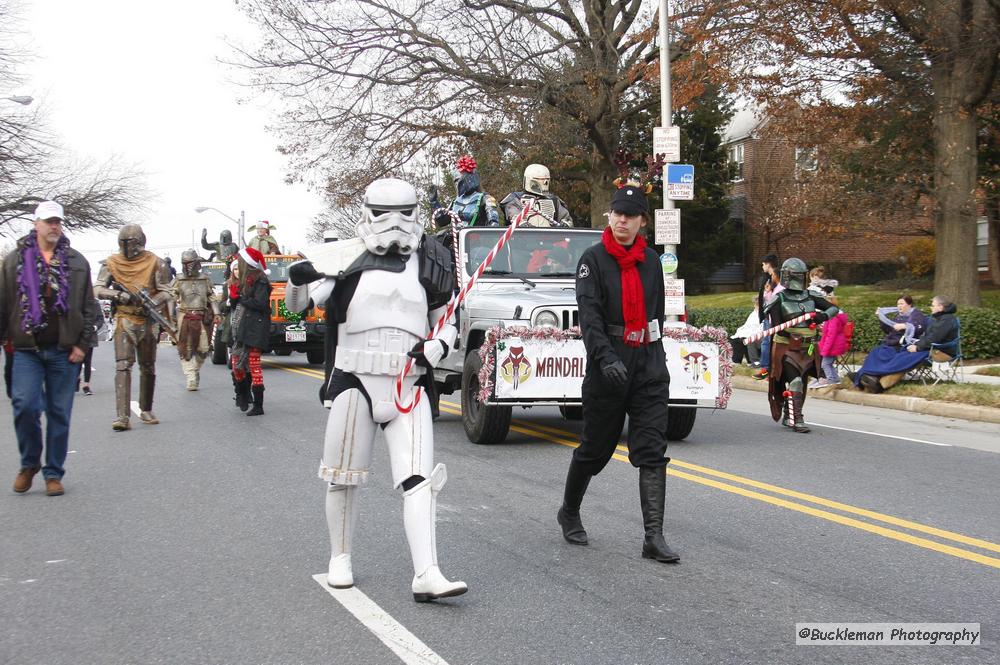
[172,250,221,391]
[762,258,839,433]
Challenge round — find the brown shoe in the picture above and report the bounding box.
[45,478,64,496]
[139,411,159,425]
[13,467,41,493]
[112,418,131,431]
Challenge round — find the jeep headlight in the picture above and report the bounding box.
[534,309,559,328]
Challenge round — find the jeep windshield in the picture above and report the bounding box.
[262,256,300,283]
[463,229,599,279]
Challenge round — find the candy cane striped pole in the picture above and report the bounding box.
[783,389,796,427]
[393,201,532,413]
[743,311,816,345]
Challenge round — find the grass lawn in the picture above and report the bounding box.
[688,285,1000,311]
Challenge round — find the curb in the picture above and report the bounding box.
[731,375,1000,425]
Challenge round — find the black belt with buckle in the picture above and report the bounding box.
[607,322,661,343]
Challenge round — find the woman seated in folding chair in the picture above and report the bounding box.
[855,295,958,393]
[850,294,927,391]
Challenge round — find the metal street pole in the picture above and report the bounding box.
[239,210,246,249]
[659,0,680,321]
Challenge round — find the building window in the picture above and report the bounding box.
[795,146,818,174]
[977,216,988,271]
[728,143,744,181]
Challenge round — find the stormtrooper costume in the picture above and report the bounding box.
[500,163,574,227]
[285,178,467,602]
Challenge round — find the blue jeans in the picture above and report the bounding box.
[12,347,81,480]
[821,355,839,382]
[760,336,771,370]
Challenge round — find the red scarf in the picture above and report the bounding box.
[601,227,647,347]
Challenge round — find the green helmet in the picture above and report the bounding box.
[779,257,808,292]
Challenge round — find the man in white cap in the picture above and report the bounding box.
[1,201,98,496]
[246,220,279,254]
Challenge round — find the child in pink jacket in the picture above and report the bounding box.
[812,280,848,387]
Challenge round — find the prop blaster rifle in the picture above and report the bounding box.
[110,280,178,342]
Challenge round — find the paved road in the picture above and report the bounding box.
[2,346,997,664]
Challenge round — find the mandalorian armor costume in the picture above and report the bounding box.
[95,224,171,431]
[500,164,574,227]
[762,258,840,433]
[172,250,221,390]
[201,228,239,265]
[284,178,467,602]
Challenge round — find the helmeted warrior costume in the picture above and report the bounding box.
[762,258,840,433]
[95,224,171,431]
[172,250,221,391]
[285,178,467,602]
[201,228,239,265]
[430,155,499,230]
[500,163,574,227]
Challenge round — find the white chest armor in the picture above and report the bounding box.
[335,256,429,421]
[523,195,556,227]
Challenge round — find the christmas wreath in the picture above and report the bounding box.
[277,299,303,324]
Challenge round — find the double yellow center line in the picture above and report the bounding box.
[266,360,1000,570]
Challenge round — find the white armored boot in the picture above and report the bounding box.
[326,484,360,588]
[403,464,467,602]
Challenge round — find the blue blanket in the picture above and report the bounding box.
[854,344,930,385]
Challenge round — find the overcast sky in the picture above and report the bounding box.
[13,0,324,267]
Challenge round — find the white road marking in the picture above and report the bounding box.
[807,421,952,447]
[45,560,67,564]
[311,574,450,665]
[130,400,141,417]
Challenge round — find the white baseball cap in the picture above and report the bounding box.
[34,200,65,221]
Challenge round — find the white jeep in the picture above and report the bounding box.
[434,227,725,445]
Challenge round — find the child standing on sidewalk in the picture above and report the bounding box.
[811,280,848,387]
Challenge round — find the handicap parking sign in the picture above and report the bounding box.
[666,164,694,200]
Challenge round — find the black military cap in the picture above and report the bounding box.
[610,186,649,216]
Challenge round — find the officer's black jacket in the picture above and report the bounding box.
[575,239,665,369]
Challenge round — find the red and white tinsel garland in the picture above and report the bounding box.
[476,324,733,408]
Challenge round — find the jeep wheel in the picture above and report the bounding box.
[306,348,324,365]
[559,405,584,421]
[666,400,697,441]
[274,349,292,356]
[461,351,511,445]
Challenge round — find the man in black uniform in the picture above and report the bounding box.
[556,186,679,564]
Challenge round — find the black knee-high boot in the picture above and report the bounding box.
[639,465,680,563]
[246,385,264,416]
[234,376,251,411]
[557,460,592,545]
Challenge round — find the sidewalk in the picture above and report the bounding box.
[732,374,1000,425]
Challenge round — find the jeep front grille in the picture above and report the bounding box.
[561,309,579,329]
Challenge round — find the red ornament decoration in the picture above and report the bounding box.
[783,390,792,398]
[809,322,817,330]
[456,155,477,174]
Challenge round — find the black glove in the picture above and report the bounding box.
[117,291,135,305]
[814,311,829,324]
[407,339,448,369]
[601,360,628,387]
[288,260,325,286]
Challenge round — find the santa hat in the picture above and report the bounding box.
[239,247,267,271]
[247,219,276,232]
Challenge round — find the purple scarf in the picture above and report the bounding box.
[17,230,71,334]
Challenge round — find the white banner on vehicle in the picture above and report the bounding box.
[492,337,718,401]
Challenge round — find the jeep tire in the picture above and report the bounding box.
[306,348,324,365]
[210,332,228,366]
[666,399,697,441]
[559,405,584,421]
[461,350,511,445]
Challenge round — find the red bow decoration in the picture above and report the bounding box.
[456,155,477,173]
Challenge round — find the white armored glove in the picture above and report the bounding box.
[407,338,449,369]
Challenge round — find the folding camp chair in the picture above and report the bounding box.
[834,319,857,376]
[913,319,963,385]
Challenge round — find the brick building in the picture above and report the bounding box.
[721,109,994,287]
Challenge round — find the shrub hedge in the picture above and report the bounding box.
[690,305,1000,360]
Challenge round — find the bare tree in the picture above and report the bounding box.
[0,0,149,235]
[235,0,732,227]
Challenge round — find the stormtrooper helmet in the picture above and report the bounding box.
[355,178,422,255]
[523,164,550,194]
[779,257,809,292]
[118,224,147,259]
[181,249,201,277]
